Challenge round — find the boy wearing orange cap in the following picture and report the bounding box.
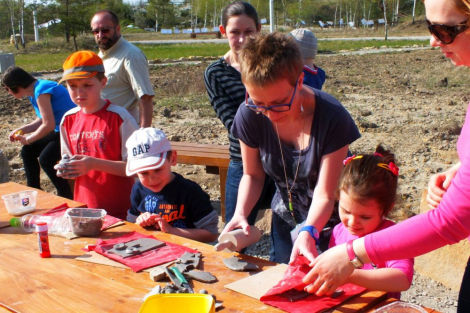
[56,50,138,219]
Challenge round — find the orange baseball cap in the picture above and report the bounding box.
[60,50,105,82]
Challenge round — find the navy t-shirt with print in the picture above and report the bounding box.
[128,173,215,229]
[232,87,361,228]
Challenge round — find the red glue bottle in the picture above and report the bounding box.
[36,222,51,258]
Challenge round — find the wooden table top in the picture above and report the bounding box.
[0,182,86,228]
[171,141,230,168]
[0,183,394,312]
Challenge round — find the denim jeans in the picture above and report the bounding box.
[225,160,274,224]
[458,257,470,312]
[21,131,73,199]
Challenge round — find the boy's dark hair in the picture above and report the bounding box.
[337,144,398,216]
[222,2,260,31]
[240,32,304,87]
[1,66,36,94]
[95,72,106,82]
[165,150,173,161]
[94,10,120,26]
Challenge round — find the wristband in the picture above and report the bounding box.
[299,225,320,246]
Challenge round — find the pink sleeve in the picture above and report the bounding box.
[366,140,470,264]
[385,258,414,284]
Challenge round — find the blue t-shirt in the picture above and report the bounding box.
[232,87,360,227]
[29,80,76,132]
[303,65,326,90]
[127,173,218,234]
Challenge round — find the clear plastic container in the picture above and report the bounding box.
[65,208,106,237]
[374,301,427,313]
[2,190,38,216]
[10,214,71,236]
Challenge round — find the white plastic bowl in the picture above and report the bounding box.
[374,301,427,313]
[2,190,38,216]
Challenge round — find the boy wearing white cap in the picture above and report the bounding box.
[289,28,326,90]
[57,50,138,220]
[126,128,219,243]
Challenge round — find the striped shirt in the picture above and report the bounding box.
[204,58,245,162]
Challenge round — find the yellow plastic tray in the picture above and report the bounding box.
[139,294,215,313]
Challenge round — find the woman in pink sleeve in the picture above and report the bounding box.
[328,145,413,300]
[302,1,470,311]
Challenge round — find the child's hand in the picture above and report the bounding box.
[427,165,459,209]
[58,155,93,179]
[136,212,158,227]
[154,215,173,234]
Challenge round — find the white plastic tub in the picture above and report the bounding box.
[65,208,106,237]
[2,190,38,216]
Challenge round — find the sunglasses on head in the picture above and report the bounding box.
[426,18,469,44]
[91,27,115,35]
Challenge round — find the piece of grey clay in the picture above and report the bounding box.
[173,262,194,273]
[186,270,217,283]
[199,289,208,294]
[149,267,166,282]
[176,251,202,269]
[107,238,165,258]
[223,256,259,272]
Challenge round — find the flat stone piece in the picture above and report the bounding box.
[278,289,310,302]
[107,238,165,258]
[186,270,217,283]
[223,256,259,272]
[149,267,166,282]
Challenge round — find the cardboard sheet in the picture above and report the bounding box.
[225,263,288,300]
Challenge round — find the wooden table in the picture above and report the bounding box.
[171,141,230,221]
[0,182,86,228]
[0,183,429,313]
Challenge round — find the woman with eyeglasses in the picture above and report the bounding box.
[2,66,76,199]
[220,32,360,264]
[302,1,470,311]
[204,2,274,228]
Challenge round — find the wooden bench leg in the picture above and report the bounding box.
[219,167,228,223]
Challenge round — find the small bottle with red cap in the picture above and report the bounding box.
[36,222,51,258]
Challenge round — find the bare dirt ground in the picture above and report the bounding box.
[1,47,467,312]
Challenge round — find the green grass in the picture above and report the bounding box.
[5,39,428,72]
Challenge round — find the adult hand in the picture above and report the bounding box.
[303,243,353,296]
[9,129,23,142]
[136,212,158,227]
[220,213,250,236]
[427,167,458,209]
[289,231,319,265]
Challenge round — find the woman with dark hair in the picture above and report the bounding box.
[204,2,273,226]
[2,66,76,198]
[303,1,470,311]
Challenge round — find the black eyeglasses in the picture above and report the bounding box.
[91,27,115,35]
[245,81,298,113]
[426,18,469,44]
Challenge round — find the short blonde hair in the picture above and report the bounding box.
[239,32,304,87]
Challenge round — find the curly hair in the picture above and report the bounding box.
[239,32,304,87]
[337,144,399,216]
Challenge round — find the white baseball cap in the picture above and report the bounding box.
[126,128,172,176]
[289,28,318,59]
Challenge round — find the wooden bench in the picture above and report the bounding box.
[171,141,229,221]
[189,31,222,39]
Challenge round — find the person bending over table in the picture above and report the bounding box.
[204,1,274,226]
[2,66,75,199]
[302,1,470,312]
[221,32,360,264]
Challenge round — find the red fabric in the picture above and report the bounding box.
[42,203,123,230]
[260,256,366,313]
[93,231,198,272]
